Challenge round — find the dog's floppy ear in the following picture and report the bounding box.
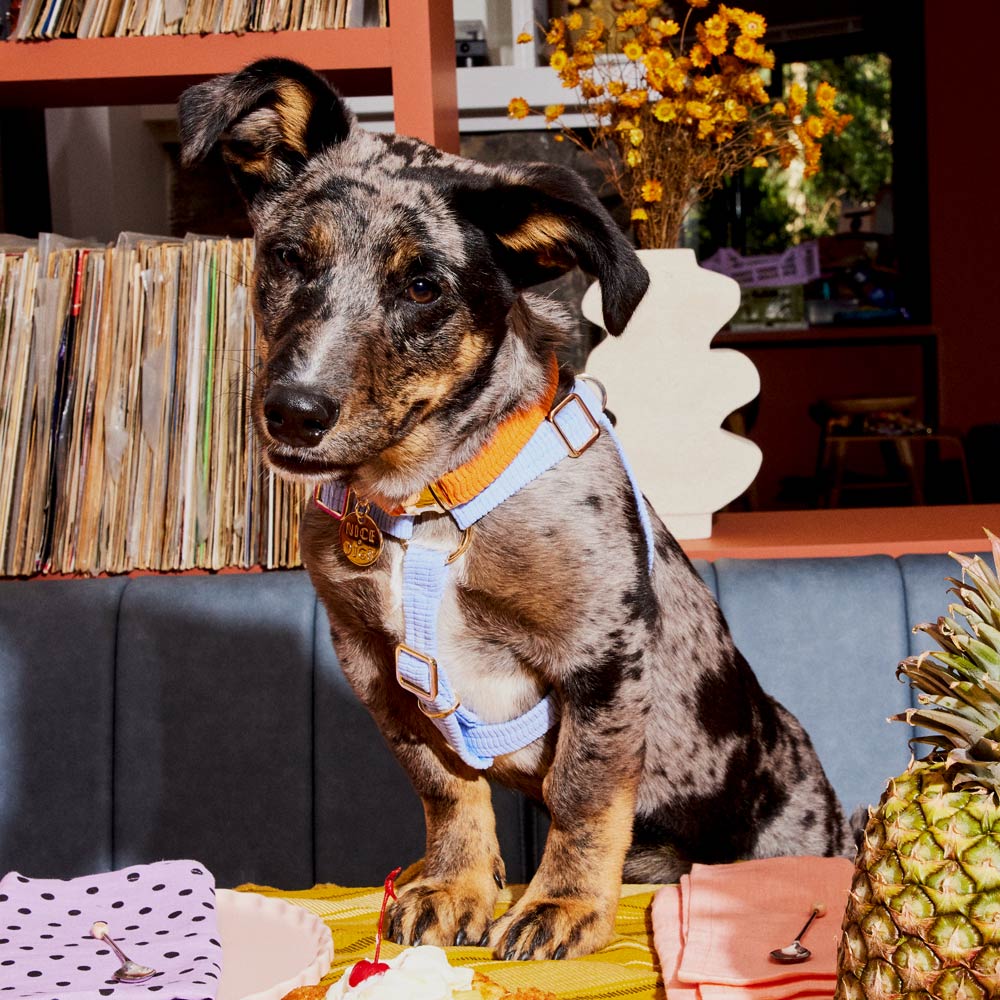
[178,58,353,205]
[452,163,648,336]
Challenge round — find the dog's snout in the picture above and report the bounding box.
[263,386,340,447]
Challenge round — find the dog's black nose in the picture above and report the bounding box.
[263,386,340,447]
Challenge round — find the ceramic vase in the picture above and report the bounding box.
[581,247,762,540]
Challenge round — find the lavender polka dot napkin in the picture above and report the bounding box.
[0,860,222,1000]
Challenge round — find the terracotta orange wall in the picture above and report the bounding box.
[925,1,1000,433]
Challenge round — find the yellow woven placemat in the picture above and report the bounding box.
[236,882,665,999]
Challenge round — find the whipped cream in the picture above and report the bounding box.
[326,945,475,999]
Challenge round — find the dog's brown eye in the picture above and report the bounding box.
[406,278,440,304]
[276,247,304,271]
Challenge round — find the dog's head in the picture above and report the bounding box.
[179,59,648,496]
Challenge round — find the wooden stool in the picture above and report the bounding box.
[815,396,972,507]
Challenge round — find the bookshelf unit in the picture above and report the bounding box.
[0,5,461,580]
[0,2,460,151]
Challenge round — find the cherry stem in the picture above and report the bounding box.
[372,866,402,965]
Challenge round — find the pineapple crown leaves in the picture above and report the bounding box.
[893,532,1000,795]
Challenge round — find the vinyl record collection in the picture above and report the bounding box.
[6,0,385,40]
[0,233,306,577]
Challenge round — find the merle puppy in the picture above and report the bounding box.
[179,58,850,961]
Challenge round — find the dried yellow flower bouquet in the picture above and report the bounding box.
[509,0,851,249]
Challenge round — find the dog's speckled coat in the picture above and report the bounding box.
[180,59,850,961]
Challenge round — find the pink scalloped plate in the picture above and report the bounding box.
[216,889,334,1000]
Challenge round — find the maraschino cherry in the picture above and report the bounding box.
[347,866,403,988]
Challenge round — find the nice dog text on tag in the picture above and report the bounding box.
[340,510,384,567]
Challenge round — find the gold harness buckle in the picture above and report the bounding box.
[395,644,439,701]
[418,698,462,720]
[549,393,600,458]
[447,526,474,564]
[404,483,448,515]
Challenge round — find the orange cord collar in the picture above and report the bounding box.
[387,355,560,514]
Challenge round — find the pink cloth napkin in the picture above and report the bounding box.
[0,859,222,1000]
[651,856,853,1000]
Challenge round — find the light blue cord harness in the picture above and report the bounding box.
[315,377,654,769]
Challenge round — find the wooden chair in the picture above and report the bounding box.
[814,396,972,507]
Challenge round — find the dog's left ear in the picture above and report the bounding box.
[452,163,649,336]
[178,58,353,206]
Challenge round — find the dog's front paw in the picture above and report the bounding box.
[488,894,615,961]
[386,875,498,948]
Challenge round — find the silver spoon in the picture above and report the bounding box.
[769,903,826,964]
[90,921,157,984]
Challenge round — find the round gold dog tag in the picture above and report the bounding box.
[340,510,383,567]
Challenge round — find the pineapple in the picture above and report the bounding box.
[837,534,1000,1000]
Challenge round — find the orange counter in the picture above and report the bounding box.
[679,504,1000,561]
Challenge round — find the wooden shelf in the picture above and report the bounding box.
[0,30,397,108]
[0,5,460,149]
[0,30,392,86]
[680,504,1000,561]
